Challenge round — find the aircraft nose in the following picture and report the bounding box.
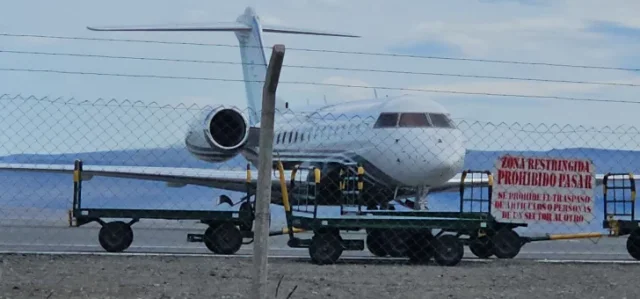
[396,129,465,186]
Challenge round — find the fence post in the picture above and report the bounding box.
[252,44,285,299]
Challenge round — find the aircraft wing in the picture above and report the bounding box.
[431,172,640,194]
[0,162,303,197]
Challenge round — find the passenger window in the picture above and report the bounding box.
[429,113,455,128]
[373,113,399,128]
[399,113,430,127]
[276,133,281,144]
[294,132,298,142]
[288,132,293,143]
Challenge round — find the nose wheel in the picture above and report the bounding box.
[400,186,429,210]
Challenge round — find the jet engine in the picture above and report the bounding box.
[204,107,249,150]
[185,106,250,162]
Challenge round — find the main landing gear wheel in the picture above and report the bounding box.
[309,231,343,265]
[432,234,464,266]
[203,223,243,255]
[492,228,522,259]
[98,221,133,253]
[626,229,640,260]
[469,235,494,259]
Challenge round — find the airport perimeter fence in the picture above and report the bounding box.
[0,93,639,269]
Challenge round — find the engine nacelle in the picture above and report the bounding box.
[185,106,250,163]
[204,107,250,151]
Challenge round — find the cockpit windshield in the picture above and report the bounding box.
[428,113,456,128]
[373,113,399,128]
[399,113,430,127]
[373,112,456,128]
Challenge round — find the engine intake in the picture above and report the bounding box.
[204,107,249,151]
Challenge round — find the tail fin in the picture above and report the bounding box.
[87,6,359,126]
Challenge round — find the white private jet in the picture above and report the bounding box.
[0,7,627,212]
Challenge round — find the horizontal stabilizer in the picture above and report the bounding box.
[87,22,359,37]
[262,25,360,38]
[87,22,251,32]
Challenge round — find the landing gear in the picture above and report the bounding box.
[413,186,429,210]
[98,221,134,252]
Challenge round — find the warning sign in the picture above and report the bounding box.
[491,155,595,224]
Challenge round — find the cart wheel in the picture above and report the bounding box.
[626,229,640,260]
[366,229,387,257]
[204,223,243,255]
[432,234,464,266]
[98,221,133,253]
[492,228,521,259]
[469,235,494,259]
[238,201,253,232]
[406,231,434,264]
[381,229,409,257]
[309,231,343,265]
[365,205,378,235]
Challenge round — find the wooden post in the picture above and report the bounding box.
[252,44,285,299]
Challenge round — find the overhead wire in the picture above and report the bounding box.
[1,32,639,72]
[0,49,637,88]
[2,32,639,106]
[2,67,640,105]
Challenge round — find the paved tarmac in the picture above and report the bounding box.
[0,218,635,262]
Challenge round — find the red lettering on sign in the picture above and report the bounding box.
[492,155,595,224]
[494,201,503,209]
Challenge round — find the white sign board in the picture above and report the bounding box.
[491,155,595,224]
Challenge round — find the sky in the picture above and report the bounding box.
[2,0,640,155]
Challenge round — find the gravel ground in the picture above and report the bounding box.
[0,254,637,299]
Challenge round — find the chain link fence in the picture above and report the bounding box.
[0,94,638,268]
